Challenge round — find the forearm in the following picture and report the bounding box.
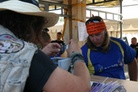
[128,59,138,81]
[74,61,91,84]
[69,52,91,91]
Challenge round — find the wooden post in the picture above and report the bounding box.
[63,0,86,44]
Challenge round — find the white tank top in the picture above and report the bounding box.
[0,25,37,92]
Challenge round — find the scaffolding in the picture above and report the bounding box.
[40,0,123,38]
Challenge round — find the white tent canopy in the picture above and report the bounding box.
[105,18,138,31]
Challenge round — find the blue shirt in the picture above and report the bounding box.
[81,37,136,79]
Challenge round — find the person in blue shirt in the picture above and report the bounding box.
[81,16,138,81]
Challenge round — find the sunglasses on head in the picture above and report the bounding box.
[86,19,103,25]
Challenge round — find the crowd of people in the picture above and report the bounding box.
[0,0,138,92]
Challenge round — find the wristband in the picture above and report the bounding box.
[68,51,85,73]
[69,51,85,66]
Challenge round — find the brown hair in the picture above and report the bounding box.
[132,37,137,41]
[86,30,110,52]
[86,16,110,52]
[0,10,46,45]
[57,32,62,35]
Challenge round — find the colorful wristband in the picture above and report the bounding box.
[68,52,84,73]
[69,51,85,66]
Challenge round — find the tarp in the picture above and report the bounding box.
[105,18,138,31]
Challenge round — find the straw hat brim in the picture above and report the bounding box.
[0,0,59,28]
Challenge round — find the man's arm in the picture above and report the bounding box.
[128,58,138,81]
[43,62,91,92]
[43,39,91,92]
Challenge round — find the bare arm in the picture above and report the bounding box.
[43,39,91,92]
[128,58,138,81]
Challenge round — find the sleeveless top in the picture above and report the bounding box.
[0,25,37,92]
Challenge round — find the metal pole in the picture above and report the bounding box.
[120,0,123,39]
[68,0,72,39]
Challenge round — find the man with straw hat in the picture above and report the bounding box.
[0,0,91,92]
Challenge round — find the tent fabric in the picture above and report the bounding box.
[105,18,138,31]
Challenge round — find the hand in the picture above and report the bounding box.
[67,39,82,56]
[42,43,61,56]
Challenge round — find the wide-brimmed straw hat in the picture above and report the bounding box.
[0,0,59,28]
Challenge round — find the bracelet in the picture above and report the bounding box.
[69,51,85,66]
[68,52,85,73]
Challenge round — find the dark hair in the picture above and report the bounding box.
[86,16,110,52]
[57,32,62,35]
[132,37,137,40]
[0,10,45,44]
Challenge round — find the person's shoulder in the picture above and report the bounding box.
[51,40,62,43]
[34,50,52,61]
[51,40,65,45]
[59,40,64,43]
[110,37,129,49]
[51,40,57,42]
[110,37,125,43]
[110,37,121,41]
[130,44,133,47]
[58,40,65,44]
[51,40,57,43]
[81,43,87,49]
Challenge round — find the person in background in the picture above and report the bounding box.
[81,16,138,81]
[52,32,65,46]
[0,0,91,92]
[39,30,67,57]
[130,37,138,59]
[51,32,66,57]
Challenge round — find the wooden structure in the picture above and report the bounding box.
[40,0,122,43]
